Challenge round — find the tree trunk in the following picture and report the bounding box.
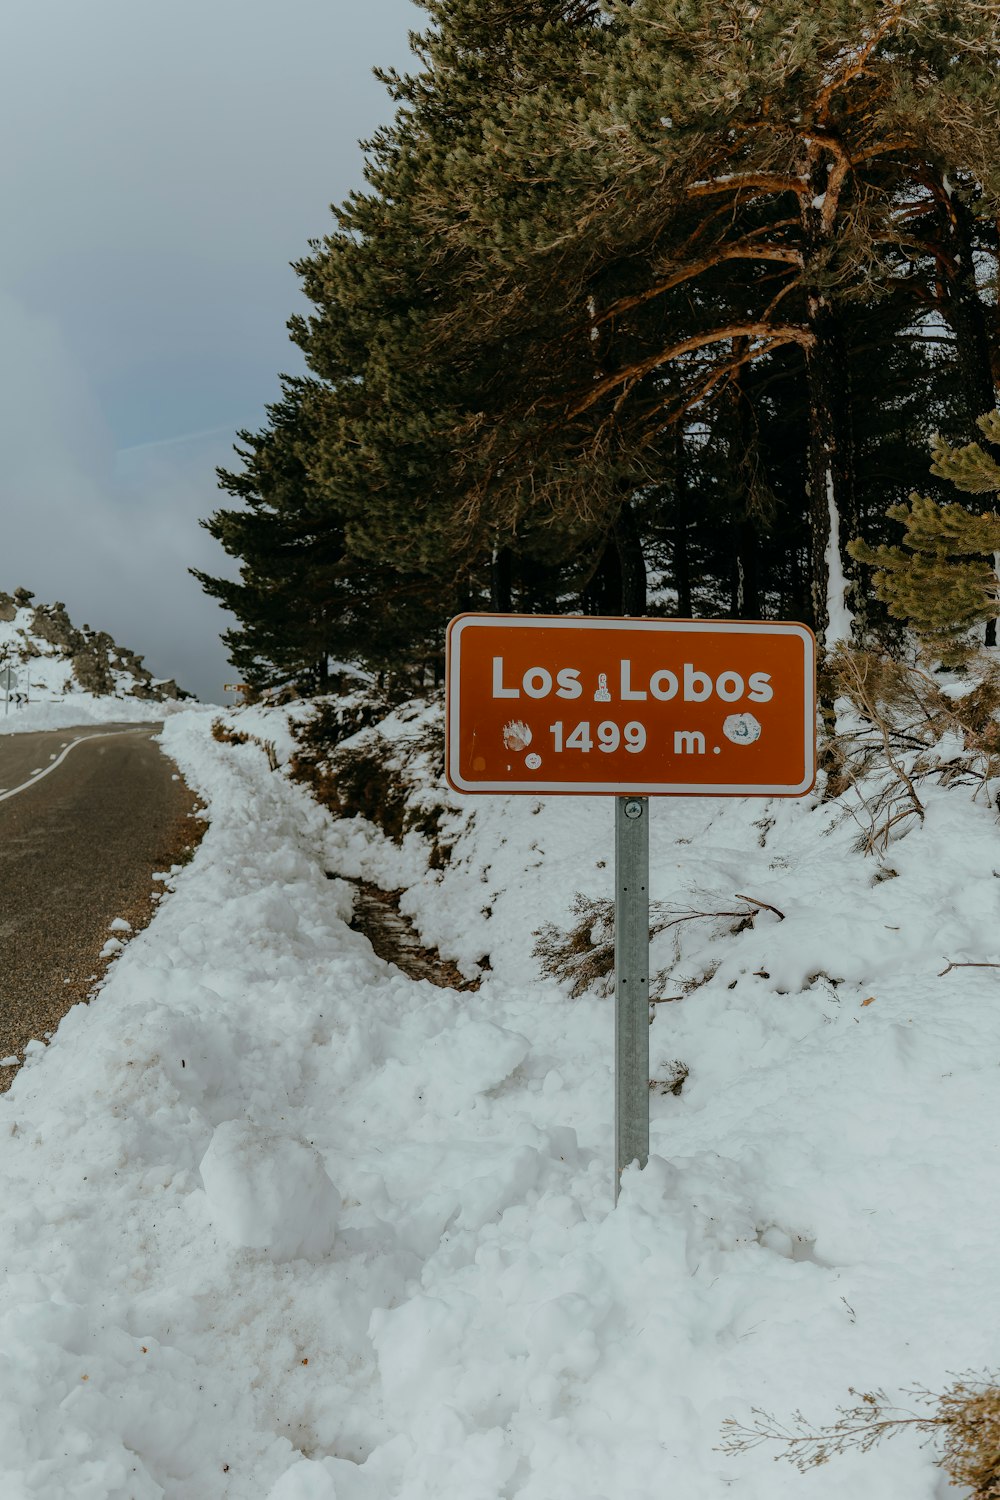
[490,546,513,612]
[735,517,761,617]
[671,426,693,616]
[943,184,998,423]
[800,140,858,646]
[580,532,621,615]
[579,504,647,615]
[804,291,857,644]
[614,504,647,616]
[730,349,761,618]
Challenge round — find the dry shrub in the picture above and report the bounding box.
[939,1377,1000,1496]
[719,1373,1000,1494]
[289,699,453,865]
[533,895,616,997]
[211,719,280,770]
[298,740,411,843]
[211,719,249,746]
[650,1061,689,1096]
[823,646,1000,854]
[533,893,778,998]
[293,692,391,757]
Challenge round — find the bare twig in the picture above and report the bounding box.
[938,960,1000,977]
[733,893,786,921]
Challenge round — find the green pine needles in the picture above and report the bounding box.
[850,412,1000,664]
[194,1,1000,691]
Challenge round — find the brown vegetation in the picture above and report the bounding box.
[719,1373,1000,1496]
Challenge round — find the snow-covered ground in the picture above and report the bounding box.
[0,696,193,733]
[1,700,998,1497]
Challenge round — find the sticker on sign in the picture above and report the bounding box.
[446,614,816,796]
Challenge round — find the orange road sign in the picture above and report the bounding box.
[446,614,816,796]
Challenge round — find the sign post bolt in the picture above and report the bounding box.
[615,794,649,1201]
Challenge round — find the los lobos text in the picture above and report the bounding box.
[491,658,774,704]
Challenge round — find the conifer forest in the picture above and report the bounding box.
[194,0,1000,691]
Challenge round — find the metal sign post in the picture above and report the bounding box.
[615,796,649,1200]
[1,664,18,716]
[445,612,817,1203]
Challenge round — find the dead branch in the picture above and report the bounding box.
[938,961,1000,977]
[733,893,786,920]
[649,900,761,931]
[565,322,814,420]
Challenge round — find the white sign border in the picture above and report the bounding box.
[446,614,816,797]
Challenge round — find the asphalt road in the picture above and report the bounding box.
[0,724,200,1086]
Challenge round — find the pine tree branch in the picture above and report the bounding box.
[588,242,803,330]
[687,172,809,202]
[814,0,910,116]
[566,324,814,420]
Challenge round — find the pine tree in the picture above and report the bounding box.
[194,0,1000,683]
[850,412,1000,663]
[399,0,1000,637]
[193,380,455,690]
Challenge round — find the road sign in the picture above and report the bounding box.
[1,664,21,715]
[446,614,816,797]
[448,611,817,1202]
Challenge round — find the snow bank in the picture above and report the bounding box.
[0,701,998,1497]
[0,695,195,733]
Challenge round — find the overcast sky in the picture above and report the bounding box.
[0,0,418,702]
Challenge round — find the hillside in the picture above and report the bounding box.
[0,586,190,729]
[0,680,998,1497]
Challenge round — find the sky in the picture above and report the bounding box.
[0,0,418,703]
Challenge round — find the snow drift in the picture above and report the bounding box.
[0,697,997,1497]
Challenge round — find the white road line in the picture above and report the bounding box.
[0,730,154,804]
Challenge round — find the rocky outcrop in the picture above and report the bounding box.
[71,648,115,696]
[30,602,84,654]
[0,588,190,701]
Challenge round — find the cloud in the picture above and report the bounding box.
[0,0,417,704]
[0,291,235,701]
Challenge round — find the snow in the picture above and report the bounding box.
[200,1121,340,1261]
[0,699,999,1495]
[824,468,855,647]
[0,604,201,733]
[0,693,192,734]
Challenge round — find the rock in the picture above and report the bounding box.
[71,646,115,695]
[2,588,192,700]
[29,603,84,654]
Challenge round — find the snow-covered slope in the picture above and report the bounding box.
[0,698,998,1497]
[0,586,193,730]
